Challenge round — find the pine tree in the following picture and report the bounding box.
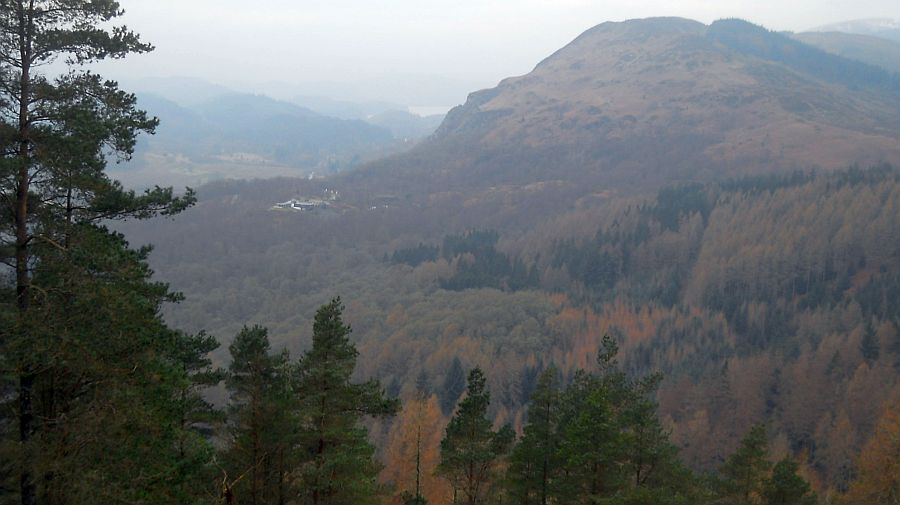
[438,368,514,505]
[556,371,626,501]
[718,424,772,504]
[551,336,702,505]
[173,330,225,439]
[860,321,880,365]
[171,330,225,500]
[224,325,294,505]
[762,458,817,505]
[507,367,562,505]
[295,298,399,505]
[554,336,634,502]
[416,370,431,396]
[2,226,216,504]
[619,374,679,490]
[441,357,467,415]
[0,2,198,503]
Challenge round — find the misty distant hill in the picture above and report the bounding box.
[351,17,900,194]
[118,90,443,188]
[257,74,485,110]
[119,92,395,188]
[126,76,236,107]
[288,95,406,120]
[365,110,445,140]
[809,18,900,43]
[193,94,390,152]
[280,95,446,139]
[791,31,900,74]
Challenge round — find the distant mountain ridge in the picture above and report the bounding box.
[115,88,444,188]
[810,18,900,42]
[129,93,393,180]
[792,31,900,74]
[355,17,900,194]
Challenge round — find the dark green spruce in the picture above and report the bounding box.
[438,368,514,505]
[295,297,400,505]
[507,367,562,505]
[717,424,773,505]
[224,326,294,505]
[763,458,818,505]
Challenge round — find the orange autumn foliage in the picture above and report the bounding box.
[382,395,452,505]
[844,401,900,505]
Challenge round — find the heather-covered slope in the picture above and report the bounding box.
[356,18,900,194]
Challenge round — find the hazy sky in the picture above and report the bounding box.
[96,0,899,106]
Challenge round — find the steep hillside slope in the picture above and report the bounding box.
[357,18,900,193]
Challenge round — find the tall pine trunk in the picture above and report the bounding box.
[15,2,35,503]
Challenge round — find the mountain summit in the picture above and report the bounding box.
[374,18,900,192]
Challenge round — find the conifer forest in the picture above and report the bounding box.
[2,1,900,505]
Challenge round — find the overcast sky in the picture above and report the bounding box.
[96,0,899,106]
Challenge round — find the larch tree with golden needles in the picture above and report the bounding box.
[384,394,448,505]
[845,402,900,505]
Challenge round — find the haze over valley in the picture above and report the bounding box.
[3,3,900,505]
[120,14,900,501]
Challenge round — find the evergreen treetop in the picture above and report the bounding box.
[295,297,399,505]
[438,367,514,505]
[1,2,201,503]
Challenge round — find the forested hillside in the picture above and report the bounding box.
[106,14,900,505]
[5,4,900,504]
[120,165,900,498]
